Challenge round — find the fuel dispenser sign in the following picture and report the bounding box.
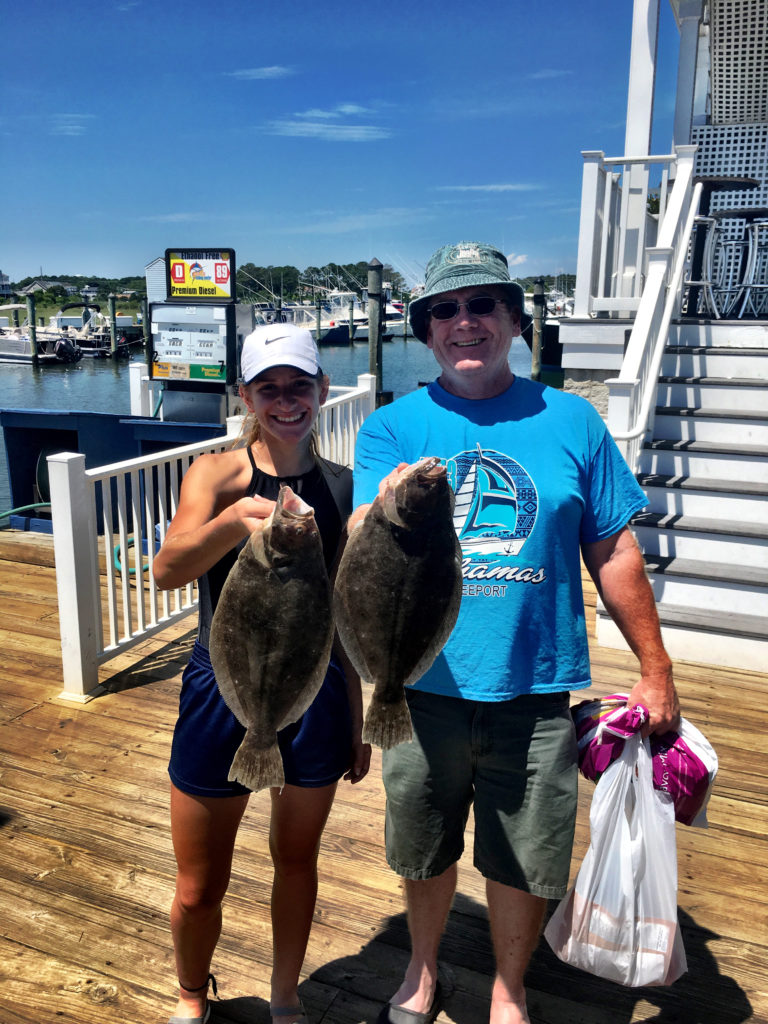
[165,248,236,302]
[152,321,229,380]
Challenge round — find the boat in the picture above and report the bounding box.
[0,304,82,365]
[546,290,574,317]
[48,303,145,358]
[279,291,364,345]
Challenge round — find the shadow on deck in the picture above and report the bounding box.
[0,530,764,1023]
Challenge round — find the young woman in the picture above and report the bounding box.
[153,323,371,1024]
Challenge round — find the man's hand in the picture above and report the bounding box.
[628,664,680,736]
[347,463,410,531]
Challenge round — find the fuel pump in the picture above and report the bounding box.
[147,249,255,423]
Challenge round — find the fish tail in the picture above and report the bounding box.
[362,692,413,750]
[227,732,285,792]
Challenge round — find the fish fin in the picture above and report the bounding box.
[228,731,285,792]
[362,692,413,750]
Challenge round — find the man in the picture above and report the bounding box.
[349,242,679,1024]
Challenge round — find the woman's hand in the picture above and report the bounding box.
[229,494,276,535]
[344,736,372,784]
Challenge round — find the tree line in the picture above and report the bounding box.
[8,266,576,308]
[10,274,146,296]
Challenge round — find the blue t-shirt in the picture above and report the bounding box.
[353,377,648,701]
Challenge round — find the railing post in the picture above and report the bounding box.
[621,247,673,380]
[48,452,103,702]
[129,361,151,416]
[357,373,377,417]
[606,379,640,468]
[226,414,245,439]
[672,1,704,149]
[574,151,605,318]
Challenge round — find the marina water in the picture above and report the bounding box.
[0,336,534,518]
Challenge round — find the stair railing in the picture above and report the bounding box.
[573,150,676,318]
[606,146,700,472]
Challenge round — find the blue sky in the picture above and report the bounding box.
[1,0,681,288]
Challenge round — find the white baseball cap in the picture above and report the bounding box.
[240,323,321,384]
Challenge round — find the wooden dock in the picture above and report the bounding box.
[0,529,765,1024]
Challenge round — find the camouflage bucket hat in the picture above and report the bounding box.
[409,241,532,343]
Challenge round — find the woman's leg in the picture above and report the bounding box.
[268,782,337,1021]
[169,782,249,1019]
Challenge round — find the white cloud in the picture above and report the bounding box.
[227,66,294,80]
[50,114,96,136]
[293,103,374,120]
[528,69,574,80]
[284,207,420,235]
[294,108,340,120]
[336,103,370,116]
[436,184,542,193]
[267,120,390,141]
[138,212,202,223]
[506,253,528,266]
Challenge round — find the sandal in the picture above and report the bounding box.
[270,1000,309,1023]
[168,973,217,1024]
[377,981,442,1024]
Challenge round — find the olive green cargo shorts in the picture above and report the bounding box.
[382,688,578,899]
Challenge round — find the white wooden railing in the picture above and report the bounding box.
[49,374,376,701]
[605,148,701,471]
[573,145,698,318]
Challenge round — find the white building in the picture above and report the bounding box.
[563,0,767,671]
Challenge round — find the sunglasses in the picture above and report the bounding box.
[426,295,499,321]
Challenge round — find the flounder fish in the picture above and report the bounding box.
[209,484,334,791]
[333,457,462,749]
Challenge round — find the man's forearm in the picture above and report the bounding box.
[583,528,679,732]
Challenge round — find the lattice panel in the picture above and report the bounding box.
[691,124,768,210]
[711,0,768,125]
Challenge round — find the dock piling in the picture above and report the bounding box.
[531,277,544,382]
[367,258,383,393]
[108,294,118,357]
[141,298,149,349]
[26,294,38,367]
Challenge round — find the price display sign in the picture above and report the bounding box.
[165,248,236,303]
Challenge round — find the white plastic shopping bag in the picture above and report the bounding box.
[545,733,687,986]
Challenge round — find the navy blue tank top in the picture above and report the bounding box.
[197,447,351,647]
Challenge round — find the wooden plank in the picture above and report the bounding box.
[0,533,766,1023]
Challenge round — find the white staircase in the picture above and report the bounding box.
[597,320,768,671]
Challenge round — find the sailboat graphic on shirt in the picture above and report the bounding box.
[449,445,538,557]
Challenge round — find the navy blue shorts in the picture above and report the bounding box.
[169,641,353,796]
